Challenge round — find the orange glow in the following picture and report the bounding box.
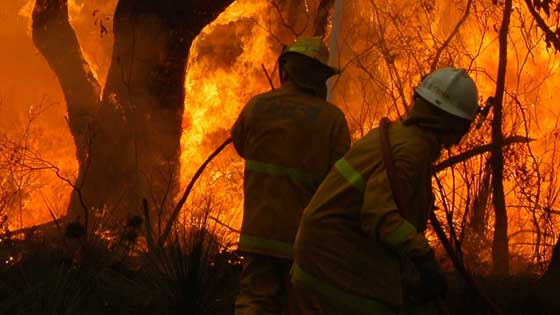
[0,0,117,230]
[181,0,282,235]
[2,0,559,270]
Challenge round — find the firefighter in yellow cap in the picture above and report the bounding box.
[232,36,351,315]
[290,67,480,314]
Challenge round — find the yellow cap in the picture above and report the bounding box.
[281,36,339,74]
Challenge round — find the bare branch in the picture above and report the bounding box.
[32,0,101,161]
[523,0,560,51]
[313,0,335,36]
[0,219,58,238]
[434,135,534,172]
[210,216,241,234]
[430,0,473,71]
[490,0,513,276]
[268,0,303,37]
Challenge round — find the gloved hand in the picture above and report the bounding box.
[410,251,447,302]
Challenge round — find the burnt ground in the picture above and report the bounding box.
[446,274,560,315]
[0,234,559,315]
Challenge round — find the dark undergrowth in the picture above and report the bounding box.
[1,226,558,315]
[0,218,242,315]
[446,273,560,315]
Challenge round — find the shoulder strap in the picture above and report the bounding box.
[379,117,407,213]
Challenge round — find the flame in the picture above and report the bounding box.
[3,0,560,270]
[180,0,283,232]
[0,0,117,230]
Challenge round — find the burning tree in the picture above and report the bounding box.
[2,0,560,313]
[31,0,235,229]
[22,0,560,287]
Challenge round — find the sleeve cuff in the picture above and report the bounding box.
[382,220,417,250]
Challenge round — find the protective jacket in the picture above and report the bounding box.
[231,82,350,260]
[292,120,440,314]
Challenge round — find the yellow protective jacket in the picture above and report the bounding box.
[231,82,350,260]
[292,120,440,314]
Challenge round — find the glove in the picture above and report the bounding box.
[410,251,447,302]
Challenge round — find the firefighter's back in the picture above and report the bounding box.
[232,82,350,258]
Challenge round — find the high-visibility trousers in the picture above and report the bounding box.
[287,282,352,315]
[235,253,292,315]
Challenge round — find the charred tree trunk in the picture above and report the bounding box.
[313,0,335,36]
[491,0,512,276]
[471,166,491,236]
[548,236,560,271]
[32,0,233,229]
[32,0,102,230]
[283,0,305,28]
[523,236,560,313]
[273,0,319,40]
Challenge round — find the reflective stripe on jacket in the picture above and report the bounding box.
[232,82,351,259]
[293,121,438,309]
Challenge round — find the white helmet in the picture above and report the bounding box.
[415,67,479,120]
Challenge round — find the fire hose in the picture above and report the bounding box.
[161,118,504,314]
[158,65,276,246]
[162,86,503,313]
[158,138,233,247]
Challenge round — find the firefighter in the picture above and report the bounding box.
[232,36,351,315]
[290,67,479,314]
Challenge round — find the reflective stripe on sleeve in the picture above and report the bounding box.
[287,46,320,54]
[246,160,317,187]
[334,158,366,191]
[383,220,417,249]
[239,234,293,258]
[291,263,397,314]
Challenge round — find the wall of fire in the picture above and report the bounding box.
[1,0,559,272]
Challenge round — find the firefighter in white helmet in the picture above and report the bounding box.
[290,67,479,314]
[232,36,350,315]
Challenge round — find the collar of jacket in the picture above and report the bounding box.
[280,81,325,99]
[414,124,442,162]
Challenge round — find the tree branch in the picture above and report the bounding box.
[434,135,534,172]
[523,0,560,51]
[32,0,101,161]
[430,0,473,71]
[313,0,335,36]
[490,0,513,276]
[210,216,241,234]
